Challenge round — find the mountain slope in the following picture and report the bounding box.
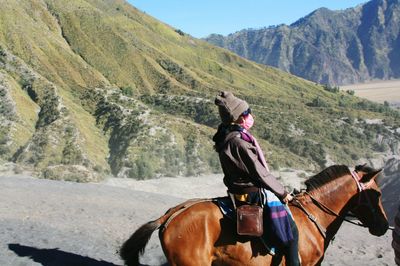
[205,0,400,85]
[0,0,399,181]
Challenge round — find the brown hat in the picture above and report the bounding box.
[215,91,249,125]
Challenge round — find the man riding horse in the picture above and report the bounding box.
[212,91,300,265]
[119,91,389,266]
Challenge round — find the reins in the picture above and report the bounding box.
[293,191,370,239]
[292,195,328,238]
[293,169,394,239]
[296,191,395,233]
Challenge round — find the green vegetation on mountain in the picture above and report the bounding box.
[0,0,399,181]
[205,0,400,85]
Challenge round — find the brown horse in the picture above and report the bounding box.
[120,165,389,266]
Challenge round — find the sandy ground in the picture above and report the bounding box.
[0,173,396,266]
[340,79,400,106]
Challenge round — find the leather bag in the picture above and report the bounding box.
[236,204,263,237]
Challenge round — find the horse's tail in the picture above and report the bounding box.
[119,218,161,266]
[120,199,210,265]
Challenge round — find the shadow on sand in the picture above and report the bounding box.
[8,243,119,266]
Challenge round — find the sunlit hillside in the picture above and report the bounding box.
[0,0,399,181]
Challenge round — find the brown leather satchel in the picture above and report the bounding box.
[236,204,263,237]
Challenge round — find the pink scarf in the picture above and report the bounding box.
[240,130,270,172]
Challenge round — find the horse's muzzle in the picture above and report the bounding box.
[369,219,389,236]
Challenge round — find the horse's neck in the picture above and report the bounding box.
[307,175,357,236]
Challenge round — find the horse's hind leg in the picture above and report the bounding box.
[159,202,221,266]
[162,236,212,266]
[161,229,213,266]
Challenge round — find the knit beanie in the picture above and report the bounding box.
[215,91,249,125]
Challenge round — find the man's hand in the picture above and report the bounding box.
[282,194,293,204]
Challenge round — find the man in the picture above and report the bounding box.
[213,91,300,266]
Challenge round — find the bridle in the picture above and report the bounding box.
[348,170,379,220]
[347,171,394,231]
[293,169,393,239]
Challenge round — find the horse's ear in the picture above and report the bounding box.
[360,168,382,183]
[355,163,367,172]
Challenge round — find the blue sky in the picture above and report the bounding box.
[128,0,368,38]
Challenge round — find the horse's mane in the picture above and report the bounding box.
[305,165,351,191]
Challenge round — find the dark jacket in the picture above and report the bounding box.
[214,126,287,200]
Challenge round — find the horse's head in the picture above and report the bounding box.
[349,164,388,236]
